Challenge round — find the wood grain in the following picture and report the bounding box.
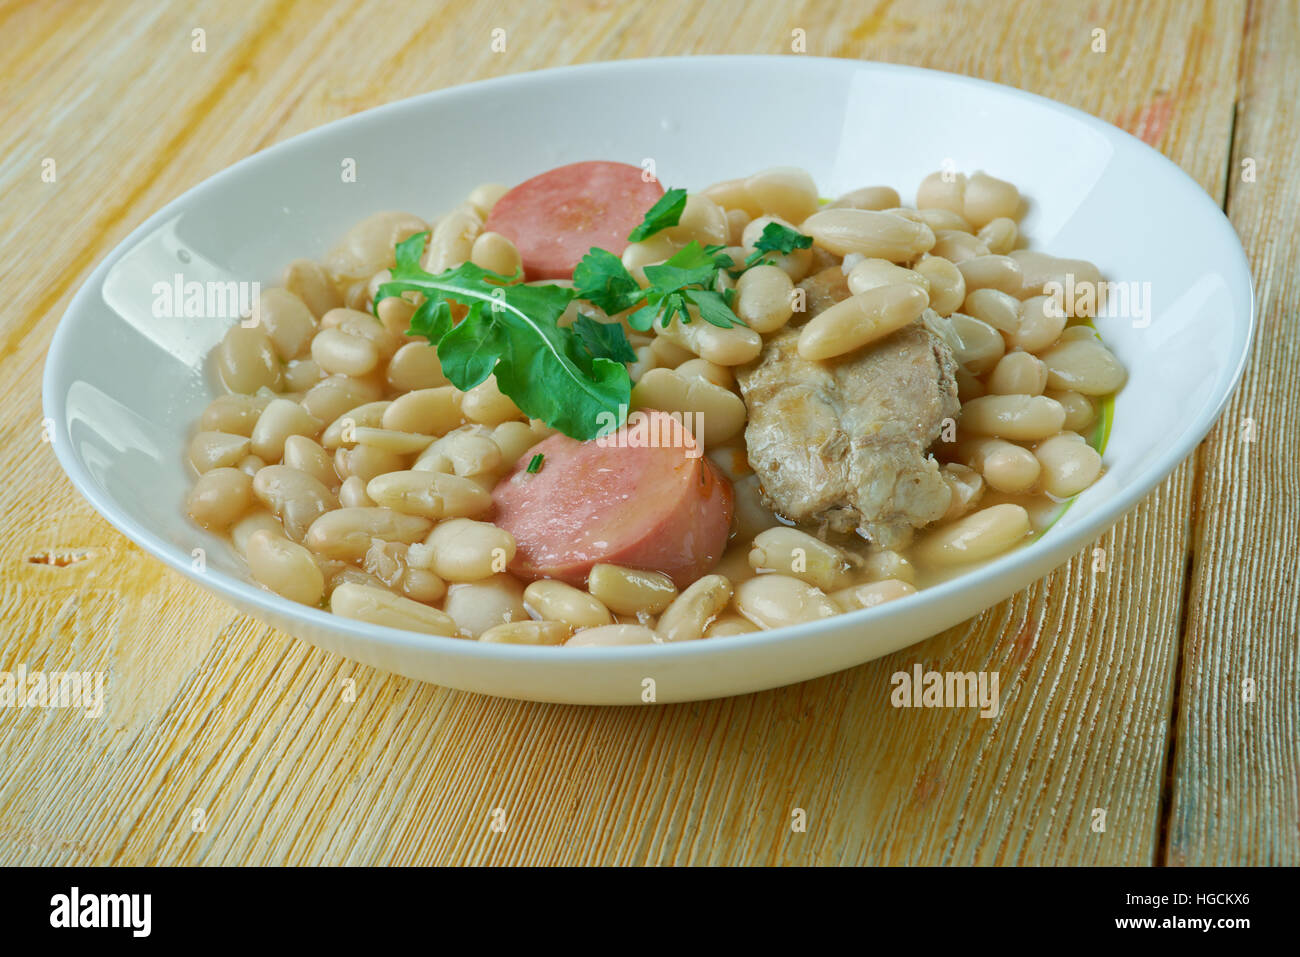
[0,0,1285,866]
[1163,0,1300,866]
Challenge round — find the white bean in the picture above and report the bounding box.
[734,575,838,630]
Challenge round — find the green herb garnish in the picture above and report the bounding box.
[526,453,545,474]
[374,232,633,441]
[574,241,742,333]
[741,221,813,269]
[626,187,688,242]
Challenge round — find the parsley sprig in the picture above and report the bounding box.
[373,196,813,442]
[374,232,634,441]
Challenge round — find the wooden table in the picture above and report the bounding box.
[1,0,1294,866]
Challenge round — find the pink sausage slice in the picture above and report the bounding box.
[484,161,665,280]
[491,411,733,588]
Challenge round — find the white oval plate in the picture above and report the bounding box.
[43,56,1253,704]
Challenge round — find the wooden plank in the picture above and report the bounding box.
[0,0,1248,865]
[1164,0,1300,866]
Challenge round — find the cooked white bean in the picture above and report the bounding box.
[748,527,856,591]
[249,398,322,461]
[657,311,763,366]
[333,443,406,483]
[424,208,482,273]
[252,465,338,542]
[479,620,571,645]
[246,529,324,605]
[230,508,282,556]
[962,287,1022,335]
[462,375,522,426]
[338,474,374,508]
[413,428,502,477]
[386,342,449,392]
[470,231,522,275]
[330,581,456,636]
[913,256,966,316]
[827,185,900,211]
[962,172,1022,229]
[663,193,729,246]
[300,374,382,424]
[423,518,515,581]
[200,394,270,437]
[958,437,1041,493]
[565,624,660,647]
[744,167,819,223]
[987,351,1048,395]
[741,215,814,281]
[960,394,1066,440]
[630,368,747,446]
[734,575,838,630]
[442,575,528,638]
[218,325,282,394]
[189,431,250,473]
[1048,390,1098,432]
[257,288,317,360]
[800,207,935,261]
[382,386,462,436]
[916,170,966,215]
[846,259,930,298]
[674,358,734,390]
[523,580,613,630]
[930,229,989,263]
[830,579,917,613]
[324,211,428,283]
[1008,250,1102,300]
[1009,296,1068,353]
[656,575,733,642]
[797,284,929,361]
[946,313,1005,373]
[282,435,338,489]
[977,217,1018,255]
[1034,431,1103,498]
[734,264,795,333]
[1039,338,1128,395]
[956,255,1023,295]
[322,400,390,449]
[283,358,322,393]
[490,421,541,465]
[283,259,342,318]
[186,467,253,528]
[702,177,762,216]
[648,333,695,368]
[366,470,492,519]
[703,615,755,638]
[587,563,678,617]
[237,454,266,477]
[311,327,379,377]
[912,503,1031,566]
[352,427,434,455]
[305,507,432,561]
[466,182,509,217]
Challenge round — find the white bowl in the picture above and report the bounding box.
[43,56,1253,704]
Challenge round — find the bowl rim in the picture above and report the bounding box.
[42,53,1255,666]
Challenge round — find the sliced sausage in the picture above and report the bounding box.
[484,161,664,280]
[491,410,733,587]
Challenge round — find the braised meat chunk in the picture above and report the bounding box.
[736,320,960,548]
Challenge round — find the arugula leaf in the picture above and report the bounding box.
[627,187,687,242]
[374,232,630,440]
[742,221,813,269]
[573,314,637,363]
[572,248,643,315]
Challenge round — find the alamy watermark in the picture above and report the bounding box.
[595,407,703,459]
[151,273,261,325]
[1043,274,1152,329]
[0,664,104,719]
[891,665,999,719]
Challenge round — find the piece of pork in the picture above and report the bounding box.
[736,319,960,549]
